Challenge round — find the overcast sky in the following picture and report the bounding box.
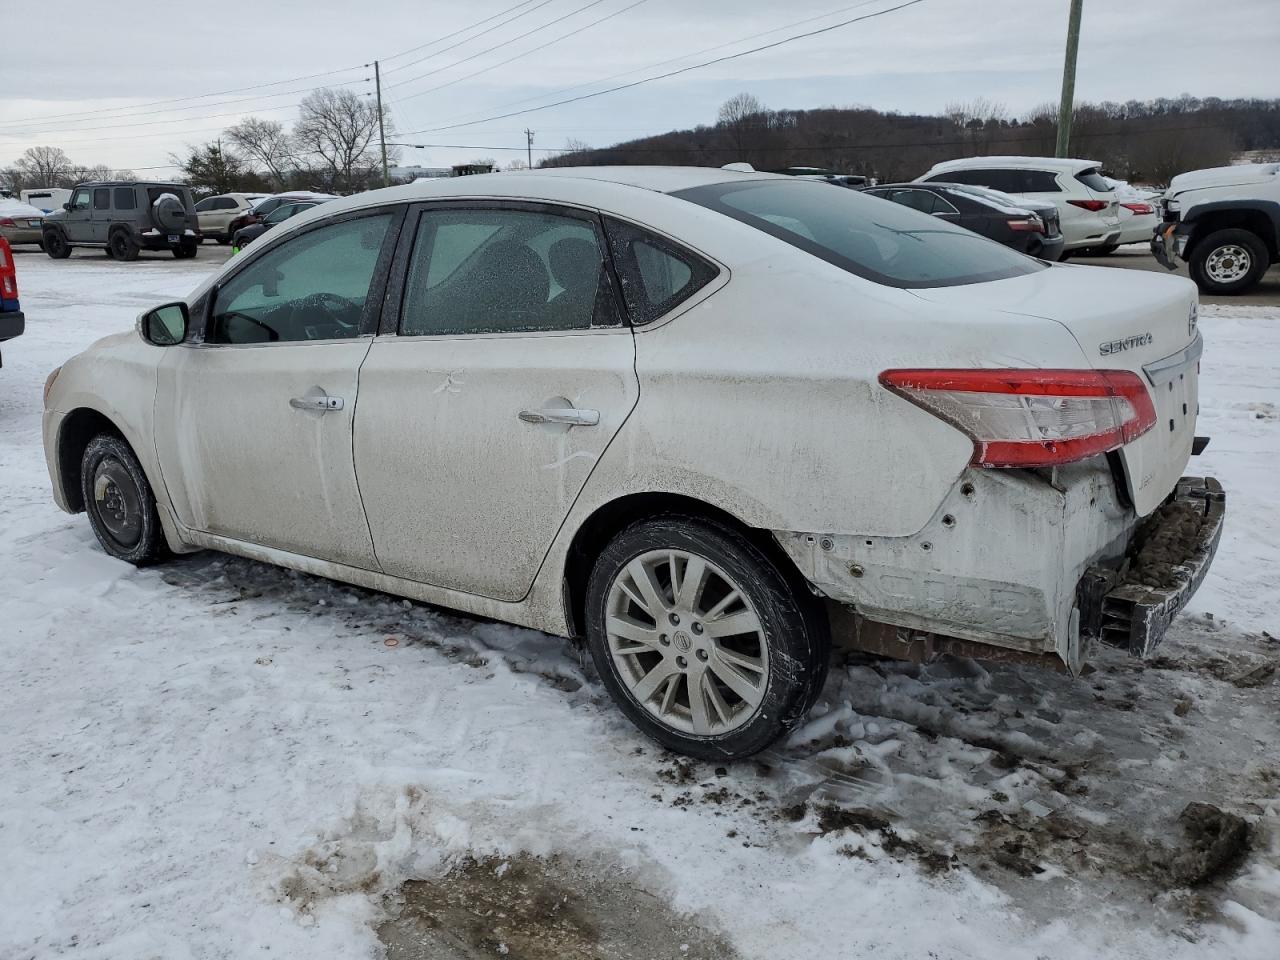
[2,0,1276,176]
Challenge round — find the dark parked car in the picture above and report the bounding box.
[862,182,1065,261]
[41,181,200,260]
[226,191,339,239]
[231,200,327,250]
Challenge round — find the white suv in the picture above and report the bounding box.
[916,156,1122,255]
[194,192,266,244]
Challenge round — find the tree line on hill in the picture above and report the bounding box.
[541,93,1280,186]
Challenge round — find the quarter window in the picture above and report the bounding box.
[113,188,137,210]
[208,212,393,345]
[603,218,717,325]
[399,207,620,336]
[93,188,110,210]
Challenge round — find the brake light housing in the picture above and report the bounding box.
[879,368,1157,468]
[0,237,18,308]
[1121,202,1154,214]
[1006,216,1046,234]
[1067,199,1109,212]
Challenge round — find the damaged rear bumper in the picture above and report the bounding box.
[1078,476,1225,658]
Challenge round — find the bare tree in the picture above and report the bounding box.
[717,93,770,161]
[170,142,253,194]
[15,146,75,187]
[226,117,295,190]
[293,88,391,194]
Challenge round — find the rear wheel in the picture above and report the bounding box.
[109,230,140,262]
[80,434,166,565]
[43,229,71,259]
[1188,228,1269,295]
[173,240,198,259]
[585,515,829,761]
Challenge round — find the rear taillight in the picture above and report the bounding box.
[1007,217,1045,234]
[0,238,17,302]
[1121,202,1154,214]
[0,217,15,227]
[1067,199,1109,212]
[878,368,1157,468]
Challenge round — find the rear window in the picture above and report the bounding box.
[673,180,1043,289]
[1075,168,1113,192]
[114,187,136,210]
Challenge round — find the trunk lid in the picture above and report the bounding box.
[909,264,1201,515]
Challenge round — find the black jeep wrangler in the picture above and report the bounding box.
[42,182,200,261]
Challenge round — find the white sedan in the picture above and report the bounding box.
[41,167,1223,759]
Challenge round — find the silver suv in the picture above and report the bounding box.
[42,182,200,261]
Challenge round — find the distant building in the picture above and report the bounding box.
[391,165,451,183]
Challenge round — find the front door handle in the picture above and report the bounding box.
[518,407,599,427]
[290,395,344,412]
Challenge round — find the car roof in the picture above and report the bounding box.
[78,181,188,188]
[925,156,1100,174]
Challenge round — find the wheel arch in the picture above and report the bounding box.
[1185,202,1280,260]
[560,491,812,638]
[55,407,127,512]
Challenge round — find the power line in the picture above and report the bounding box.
[424,0,887,130]
[390,0,648,106]
[387,0,613,92]
[1,64,367,127]
[378,0,539,64]
[0,80,369,140]
[382,0,560,77]
[399,0,931,135]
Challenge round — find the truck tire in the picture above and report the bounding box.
[43,229,71,259]
[80,434,167,565]
[1188,228,1269,295]
[109,229,140,262]
[585,514,830,761]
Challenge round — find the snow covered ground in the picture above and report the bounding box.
[2,250,1277,960]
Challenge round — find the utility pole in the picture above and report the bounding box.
[374,60,390,188]
[1055,0,1084,158]
[525,128,535,170]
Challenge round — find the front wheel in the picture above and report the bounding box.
[43,229,71,259]
[1188,228,1269,295]
[585,515,830,761]
[80,434,166,565]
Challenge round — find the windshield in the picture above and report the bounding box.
[673,179,1044,288]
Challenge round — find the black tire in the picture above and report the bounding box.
[1188,228,1269,295]
[43,229,71,259]
[173,240,198,259]
[80,434,166,565]
[1088,243,1120,256]
[585,514,830,761]
[109,230,140,262]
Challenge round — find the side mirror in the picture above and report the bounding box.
[137,302,189,346]
[62,202,71,211]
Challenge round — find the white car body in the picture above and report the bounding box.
[917,156,1122,252]
[1105,177,1161,246]
[42,168,1219,752]
[19,187,71,213]
[1154,163,1280,294]
[194,192,266,241]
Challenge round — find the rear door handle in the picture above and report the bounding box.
[290,395,344,412]
[518,407,599,427]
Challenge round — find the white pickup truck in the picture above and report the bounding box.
[1153,162,1280,295]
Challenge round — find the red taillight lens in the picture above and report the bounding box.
[1121,202,1153,214]
[1067,199,1108,212]
[878,368,1157,468]
[0,239,16,301]
[0,217,16,227]
[1007,217,1045,234]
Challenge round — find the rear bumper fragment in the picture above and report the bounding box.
[1079,476,1225,658]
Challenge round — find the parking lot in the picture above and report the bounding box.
[1073,245,1280,308]
[1,243,1278,960]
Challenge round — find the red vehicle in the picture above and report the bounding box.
[0,238,25,367]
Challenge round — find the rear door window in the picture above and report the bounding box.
[1075,168,1113,192]
[93,188,110,210]
[674,179,1043,289]
[1022,170,1063,192]
[399,206,621,337]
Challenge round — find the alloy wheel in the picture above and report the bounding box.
[605,549,768,736]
